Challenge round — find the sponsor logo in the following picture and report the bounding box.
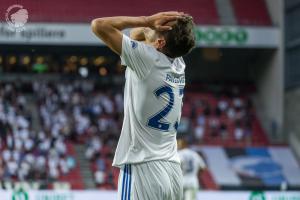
[230,155,284,185]
[130,40,138,49]
[35,193,74,200]
[5,4,28,32]
[12,189,29,200]
[249,191,266,200]
[195,27,248,45]
[249,191,300,200]
[11,189,74,200]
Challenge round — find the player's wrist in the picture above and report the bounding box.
[142,16,151,28]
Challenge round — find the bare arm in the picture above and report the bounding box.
[91,16,146,55]
[91,12,184,55]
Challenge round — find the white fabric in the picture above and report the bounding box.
[178,148,206,189]
[113,35,186,167]
[269,147,300,185]
[201,146,241,185]
[117,161,183,200]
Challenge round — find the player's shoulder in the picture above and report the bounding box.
[184,148,198,156]
[123,34,156,54]
[179,148,192,154]
[135,41,162,62]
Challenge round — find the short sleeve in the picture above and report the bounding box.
[196,153,206,170]
[120,34,154,79]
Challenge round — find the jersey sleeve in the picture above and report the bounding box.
[120,34,154,79]
[196,153,206,170]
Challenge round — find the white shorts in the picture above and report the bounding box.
[117,160,183,200]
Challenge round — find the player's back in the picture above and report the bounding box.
[113,35,186,167]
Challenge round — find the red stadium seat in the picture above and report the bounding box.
[0,0,219,24]
[231,0,272,26]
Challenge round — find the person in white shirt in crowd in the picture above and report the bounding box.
[85,135,103,160]
[194,125,204,141]
[218,99,228,112]
[227,107,236,120]
[233,97,243,109]
[234,125,244,140]
[75,112,90,135]
[48,149,60,179]
[95,170,105,185]
[0,83,75,182]
[178,139,206,200]
[59,156,70,174]
[101,95,114,114]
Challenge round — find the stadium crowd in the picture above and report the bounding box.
[182,85,255,146]
[0,81,258,188]
[0,82,75,185]
[34,81,123,188]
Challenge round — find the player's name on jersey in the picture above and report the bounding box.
[166,74,185,84]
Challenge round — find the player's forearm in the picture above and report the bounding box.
[91,16,148,32]
[91,16,148,55]
[91,12,182,55]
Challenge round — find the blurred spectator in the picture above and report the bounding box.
[177,117,190,134]
[227,107,236,119]
[196,114,206,126]
[209,117,220,137]
[86,136,103,160]
[95,170,105,185]
[0,83,75,183]
[194,125,204,140]
[220,123,228,140]
[234,122,244,141]
[218,99,228,112]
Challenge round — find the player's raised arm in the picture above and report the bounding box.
[91,12,184,55]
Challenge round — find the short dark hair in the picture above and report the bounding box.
[160,15,195,58]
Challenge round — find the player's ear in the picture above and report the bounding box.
[156,38,166,51]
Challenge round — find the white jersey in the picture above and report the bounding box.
[113,35,186,167]
[178,148,206,189]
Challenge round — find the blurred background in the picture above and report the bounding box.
[0,0,299,199]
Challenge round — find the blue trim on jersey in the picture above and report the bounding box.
[121,165,127,200]
[121,164,132,200]
[124,164,129,200]
[128,165,131,200]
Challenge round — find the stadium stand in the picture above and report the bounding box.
[0,83,76,188]
[181,84,269,147]
[0,80,270,189]
[231,0,272,25]
[34,81,122,189]
[0,0,274,26]
[0,0,219,25]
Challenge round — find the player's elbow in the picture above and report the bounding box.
[91,18,106,35]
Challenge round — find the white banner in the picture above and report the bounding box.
[0,23,280,48]
[197,191,300,200]
[1,190,300,200]
[201,146,300,187]
[0,23,101,45]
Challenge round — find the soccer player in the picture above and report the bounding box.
[178,139,206,200]
[91,11,195,200]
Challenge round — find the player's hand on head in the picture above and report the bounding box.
[146,11,185,31]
